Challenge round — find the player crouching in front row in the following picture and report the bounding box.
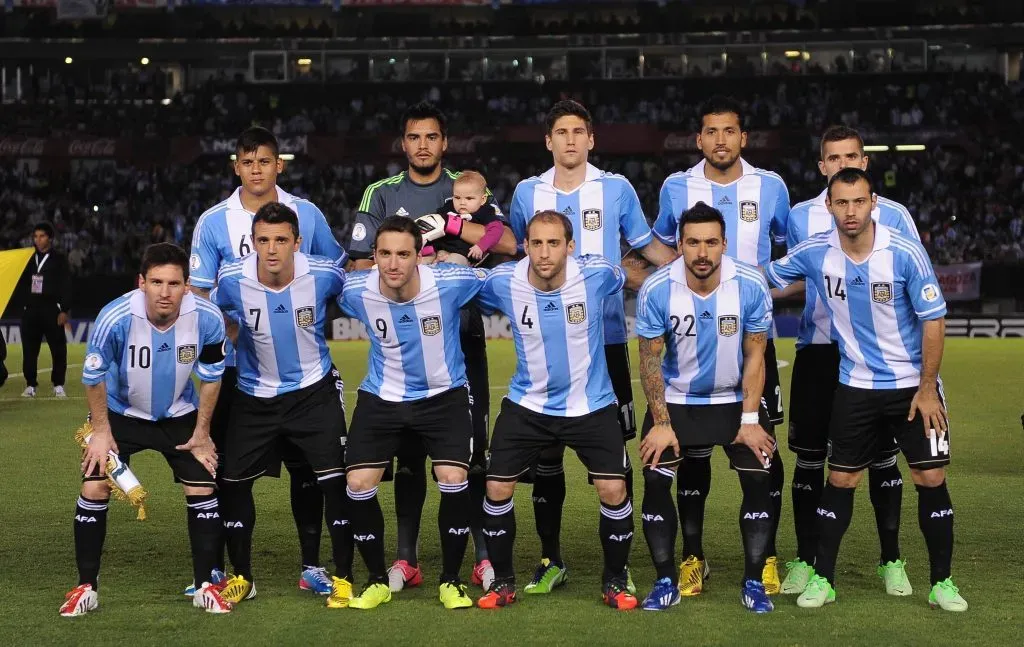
[61,243,231,616]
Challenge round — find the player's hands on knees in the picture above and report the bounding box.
[909,385,948,437]
[733,423,775,468]
[82,425,117,476]
[177,433,218,477]
[640,422,678,469]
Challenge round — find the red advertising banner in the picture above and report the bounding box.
[934,262,982,301]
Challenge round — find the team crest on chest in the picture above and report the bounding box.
[176,344,197,364]
[871,282,893,304]
[566,302,587,325]
[420,315,442,336]
[582,208,603,231]
[718,315,739,337]
[295,306,315,328]
[739,200,759,222]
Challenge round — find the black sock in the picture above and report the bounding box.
[767,448,784,556]
[394,463,427,566]
[290,467,324,570]
[738,471,774,582]
[642,468,678,583]
[438,480,471,582]
[482,496,516,581]
[678,450,711,559]
[869,457,904,564]
[625,458,635,502]
[599,498,634,582]
[221,480,256,580]
[792,457,825,564]
[211,479,226,572]
[814,482,855,585]
[532,462,566,564]
[916,481,954,585]
[321,476,353,580]
[74,495,109,589]
[468,470,488,562]
[347,485,387,581]
[186,493,223,586]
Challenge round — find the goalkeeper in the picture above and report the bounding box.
[59,243,233,617]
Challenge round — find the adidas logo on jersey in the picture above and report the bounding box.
[931,509,953,518]
[849,276,866,286]
[608,532,634,542]
[196,512,220,520]
[353,533,377,541]
[880,479,903,488]
[700,311,712,320]
[817,508,837,519]
[399,314,413,324]
[75,515,98,523]
[743,512,769,520]
[641,513,665,522]
[396,207,409,217]
[274,304,288,314]
[717,196,733,206]
[544,301,558,312]
[448,527,471,535]
[157,342,171,352]
[563,206,576,217]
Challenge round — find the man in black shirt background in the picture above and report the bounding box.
[19,222,71,399]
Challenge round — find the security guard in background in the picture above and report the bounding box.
[19,222,72,398]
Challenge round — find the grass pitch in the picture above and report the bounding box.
[1,338,1022,646]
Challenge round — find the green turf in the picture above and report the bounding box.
[1,339,1021,646]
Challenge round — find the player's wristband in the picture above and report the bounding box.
[740,411,759,425]
[444,214,464,237]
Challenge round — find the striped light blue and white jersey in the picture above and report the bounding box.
[476,255,624,417]
[766,225,946,390]
[509,163,654,345]
[788,189,920,349]
[338,264,483,402]
[211,253,344,398]
[189,186,347,366]
[635,256,773,405]
[82,290,226,420]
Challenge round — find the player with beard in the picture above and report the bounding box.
[652,95,791,596]
[348,102,516,594]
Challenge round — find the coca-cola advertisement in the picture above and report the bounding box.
[0,137,47,157]
[67,139,119,158]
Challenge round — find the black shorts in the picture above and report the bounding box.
[605,343,637,441]
[347,387,474,472]
[763,339,784,425]
[488,399,628,482]
[828,383,951,473]
[84,411,215,487]
[640,402,775,473]
[787,343,841,458]
[223,371,347,482]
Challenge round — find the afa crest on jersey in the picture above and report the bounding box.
[739,200,759,223]
[420,315,442,336]
[871,282,893,304]
[295,306,315,328]
[718,315,739,337]
[566,302,587,325]
[176,344,197,364]
[582,208,603,231]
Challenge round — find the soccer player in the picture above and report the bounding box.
[507,99,675,595]
[635,202,777,613]
[475,211,637,611]
[652,95,790,594]
[61,243,231,616]
[765,168,967,612]
[338,216,482,610]
[349,101,515,592]
[189,126,348,596]
[781,126,921,596]
[210,203,354,608]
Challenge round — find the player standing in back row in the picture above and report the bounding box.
[652,95,790,595]
[781,126,921,597]
[508,100,676,596]
[349,102,516,593]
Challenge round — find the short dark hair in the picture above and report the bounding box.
[827,167,873,199]
[400,101,447,139]
[236,126,279,158]
[33,221,55,238]
[140,242,189,281]
[526,210,574,243]
[699,95,745,131]
[252,202,299,238]
[545,100,593,135]
[380,215,424,252]
[678,202,727,240]
[820,125,865,159]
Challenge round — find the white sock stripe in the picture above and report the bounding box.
[683,448,714,459]
[483,499,514,516]
[796,458,826,469]
[438,480,469,493]
[870,456,898,470]
[77,498,108,511]
[346,486,378,501]
[654,467,676,479]
[600,501,633,520]
[317,472,345,482]
[535,464,565,476]
[187,500,219,509]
